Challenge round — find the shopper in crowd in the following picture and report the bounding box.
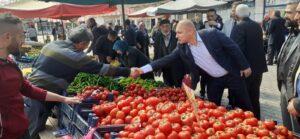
[93,30,119,63]
[137,19,253,111]
[231,4,268,119]
[123,19,137,46]
[204,8,224,30]
[136,21,150,58]
[86,18,109,53]
[193,16,204,31]
[222,1,242,37]
[27,24,38,42]
[267,10,287,65]
[0,13,81,139]
[25,25,137,138]
[152,19,186,87]
[113,40,154,80]
[52,26,57,41]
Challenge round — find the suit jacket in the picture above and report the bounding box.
[268,17,286,47]
[277,34,300,100]
[150,29,250,89]
[124,27,137,46]
[94,35,119,60]
[231,17,268,75]
[153,30,178,60]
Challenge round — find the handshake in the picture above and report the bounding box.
[129,67,144,78]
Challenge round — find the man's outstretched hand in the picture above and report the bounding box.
[130,67,144,78]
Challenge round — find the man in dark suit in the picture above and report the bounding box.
[153,19,186,87]
[267,10,287,65]
[231,4,268,119]
[137,19,253,111]
[136,22,150,58]
[278,1,300,132]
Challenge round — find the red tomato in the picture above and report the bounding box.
[116,111,125,120]
[122,106,131,115]
[274,125,288,136]
[145,125,156,136]
[168,131,179,139]
[114,119,124,124]
[244,118,258,127]
[244,111,254,119]
[213,121,226,131]
[145,97,161,106]
[215,131,231,139]
[168,112,181,123]
[152,119,161,128]
[225,127,238,137]
[125,115,133,124]
[158,120,172,135]
[109,107,119,118]
[181,113,193,126]
[225,120,236,127]
[146,135,155,139]
[172,123,182,133]
[234,108,245,119]
[130,109,139,117]
[117,99,130,109]
[155,132,166,139]
[256,129,270,137]
[138,110,148,122]
[133,131,146,139]
[131,116,142,124]
[161,102,176,114]
[206,128,215,136]
[181,125,193,133]
[242,125,254,135]
[199,120,210,130]
[263,119,276,130]
[119,131,129,137]
[178,131,191,139]
[126,124,141,132]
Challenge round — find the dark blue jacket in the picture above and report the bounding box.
[150,29,250,89]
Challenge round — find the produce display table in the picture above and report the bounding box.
[58,73,297,139]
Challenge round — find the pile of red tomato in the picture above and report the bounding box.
[123,84,186,102]
[77,86,119,101]
[92,94,294,139]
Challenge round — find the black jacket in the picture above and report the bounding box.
[231,17,268,75]
[150,29,250,89]
[119,47,154,79]
[153,30,178,60]
[268,17,286,47]
[94,35,119,60]
[124,27,137,46]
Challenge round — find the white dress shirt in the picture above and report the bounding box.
[141,33,228,78]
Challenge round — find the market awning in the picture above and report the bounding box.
[154,0,227,14]
[128,7,157,18]
[0,2,117,20]
[41,0,163,5]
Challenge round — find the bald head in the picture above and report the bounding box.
[176,19,197,44]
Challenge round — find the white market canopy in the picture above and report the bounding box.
[128,6,158,17]
[153,0,227,14]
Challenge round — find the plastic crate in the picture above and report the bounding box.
[73,103,93,120]
[97,125,126,134]
[72,111,90,135]
[58,109,73,132]
[60,103,74,120]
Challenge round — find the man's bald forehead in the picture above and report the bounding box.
[178,20,196,30]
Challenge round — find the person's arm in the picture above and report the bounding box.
[216,30,250,70]
[78,56,131,77]
[230,24,247,52]
[140,47,180,74]
[21,80,80,104]
[268,19,275,34]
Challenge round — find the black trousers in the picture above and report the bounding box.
[162,68,183,88]
[245,74,263,119]
[207,74,253,111]
[200,75,208,96]
[267,43,282,64]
